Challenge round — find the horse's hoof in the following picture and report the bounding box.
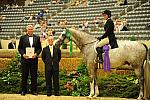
[93,94,98,99]
[87,94,93,98]
[86,96,92,99]
[92,96,97,99]
[93,95,98,97]
[137,97,145,100]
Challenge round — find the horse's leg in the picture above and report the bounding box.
[88,78,95,97]
[87,62,96,98]
[134,67,144,100]
[93,67,99,98]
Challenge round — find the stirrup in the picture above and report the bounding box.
[94,57,103,63]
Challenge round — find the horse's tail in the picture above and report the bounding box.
[142,43,149,60]
[142,43,150,99]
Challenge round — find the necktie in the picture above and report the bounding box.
[49,46,53,57]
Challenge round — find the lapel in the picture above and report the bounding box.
[47,45,52,58]
[53,45,55,57]
[104,19,110,31]
[33,35,36,47]
[25,35,30,47]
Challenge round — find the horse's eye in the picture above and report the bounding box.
[62,34,66,37]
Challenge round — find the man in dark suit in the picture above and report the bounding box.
[8,39,16,49]
[42,36,61,96]
[18,24,42,96]
[96,10,118,62]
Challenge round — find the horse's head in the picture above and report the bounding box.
[54,32,68,47]
[58,32,66,42]
[58,29,72,44]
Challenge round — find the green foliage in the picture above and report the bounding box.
[98,74,139,98]
[37,73,46,94]
[59,69,71,96]
[0,52,21,93]
[76,63,88,76]
[130,36,136,41]
[0,56,140,99]
[70,63,90,96]
[69,63,139,98]
[70,75,90,96]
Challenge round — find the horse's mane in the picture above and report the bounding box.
[69,28,97,43]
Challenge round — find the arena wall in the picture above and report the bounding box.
[0,40,149,76]
[0,49,134,76]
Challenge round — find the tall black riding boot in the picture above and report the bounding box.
[97,53,103,63]
[96,47,103,63]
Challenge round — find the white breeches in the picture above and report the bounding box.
[96,37,109,48]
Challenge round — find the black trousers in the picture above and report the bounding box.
[45,65,59,95]
[21,60,38,93]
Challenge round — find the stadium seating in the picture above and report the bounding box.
[0,0,149,40]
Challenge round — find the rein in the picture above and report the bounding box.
[79,40,97,47]
[65,30,98,46]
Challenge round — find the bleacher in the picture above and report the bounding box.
[0,0,149,40]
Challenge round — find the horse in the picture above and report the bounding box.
[56,28,150,100]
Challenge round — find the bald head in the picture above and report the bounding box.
[48,36,54,46]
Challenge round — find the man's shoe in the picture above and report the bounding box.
[47,93,52,96]
[54,94,60,96]
[21,91,26,96]
[31,92,38,95]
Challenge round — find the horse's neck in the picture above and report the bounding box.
[71,33,96,51]
[71,36,83,50]
[70,29,96,48]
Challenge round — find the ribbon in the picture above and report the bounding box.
[66,30,72,57]
[70,40,72,57]
[103,45,111,72]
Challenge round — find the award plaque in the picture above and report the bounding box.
[26,47,34,58]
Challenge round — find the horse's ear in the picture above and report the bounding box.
[71,25,76,29]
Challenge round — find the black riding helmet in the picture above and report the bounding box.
[102,10,111,18]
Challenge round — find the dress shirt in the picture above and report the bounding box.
[29,37,33,47]
[49,45,53,57]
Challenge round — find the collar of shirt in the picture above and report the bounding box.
[49,45,53,51]
[29,37,33,47]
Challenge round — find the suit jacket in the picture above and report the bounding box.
[42,45,61,71]
[8,42,15,49]
[101,19,118,49]
[18,34,42,63]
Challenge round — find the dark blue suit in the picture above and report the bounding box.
[42,45,61,95]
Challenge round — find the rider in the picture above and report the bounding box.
[96,10,118,62]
